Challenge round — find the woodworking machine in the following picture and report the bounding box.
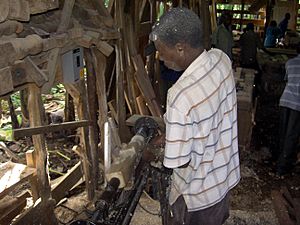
[69,117,172,225]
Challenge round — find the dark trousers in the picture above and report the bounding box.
[167,193,230,225]
[277,107,300,171]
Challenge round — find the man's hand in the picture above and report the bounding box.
[150,134,166,147]
[142,145,157,162]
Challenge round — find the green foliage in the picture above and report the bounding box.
[104,0,110,8]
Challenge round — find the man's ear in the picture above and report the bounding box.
[175,43,185,56]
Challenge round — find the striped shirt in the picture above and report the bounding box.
[163,49,240,212]
[279,54,300,111]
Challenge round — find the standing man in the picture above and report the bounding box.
[212,12,234,60]
[276,44,300,176]
[149,8,240,225]
[279,13,291,39]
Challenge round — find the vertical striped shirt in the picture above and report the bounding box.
[163,49,240,212]
[279,54,300,111]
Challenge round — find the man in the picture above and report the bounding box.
[276,44,300,176]
[240,23,262,68]
[212,12,234,59]
[279,13,291,39]
[149,8,240,225]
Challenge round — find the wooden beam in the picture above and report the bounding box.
[0,161,36,199]
[13,120,90,139]
[0,191,30,225]
[51,162,83,203]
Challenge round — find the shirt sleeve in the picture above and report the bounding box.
[163,106,193,169]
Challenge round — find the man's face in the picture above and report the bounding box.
[154,39,183,71]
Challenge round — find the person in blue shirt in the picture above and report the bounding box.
[264,20,281,48]
[278,13,291,38]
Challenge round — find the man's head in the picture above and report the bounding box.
[285,13,291,20]
[150,7,203,71]
[246,23,254,31]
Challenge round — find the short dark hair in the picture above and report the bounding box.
[150,7,203,48]
[246,23,254,31]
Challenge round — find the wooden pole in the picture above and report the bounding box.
[27,84,57,225]
[65,83,95,201]
[85,48,101,189]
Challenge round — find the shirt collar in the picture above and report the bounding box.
[178,50,209,81]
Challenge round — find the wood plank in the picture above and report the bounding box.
[271,190,295,225]
[0,191,30,225]
[26,150,39,201]
[0,141,24,163]
[132,55,162,117]
[13,120,90,138]
[136,95,150,115]
[0,161,35,199]
[51,162,82,203]
[0,67,14,96]
[11,197,56,225]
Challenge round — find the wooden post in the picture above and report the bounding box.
[65,83,95,201]
[27,84,57,225]
[115,0,132,142]
[25,150,39,202]
[85,48,101,189]
[91,48,110,158]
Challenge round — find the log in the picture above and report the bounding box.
[0,1,9,22]
[28,0,59,15]
[13,120,91,138]
[0,142,24,163]
[0,20,23,36]
[8,0,30,21]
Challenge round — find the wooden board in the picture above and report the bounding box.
[0,161,36,199]
[13,120,90,138]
